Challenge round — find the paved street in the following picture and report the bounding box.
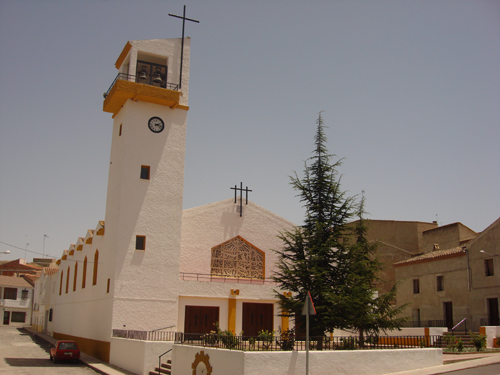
[442,362,500,375]
[0,326,100,375]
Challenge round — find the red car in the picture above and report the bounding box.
[50,340,81,363]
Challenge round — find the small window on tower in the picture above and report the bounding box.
[436,275,444,292]
[485,259,494,276]
[136,236,146,250]
[140,165,150,180]
[119,124,122,136]
[413,279,420,294]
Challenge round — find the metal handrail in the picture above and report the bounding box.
[158,349,172,375]
[103,72,179,98]
[451,318,467,333]
[152,325,175,332]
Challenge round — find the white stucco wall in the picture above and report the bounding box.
[180,199,296,278]
[110,338,174,375]
[171,345,442,375]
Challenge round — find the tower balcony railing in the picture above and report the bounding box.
[103,73,179,99]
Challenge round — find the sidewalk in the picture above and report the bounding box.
[24,328,135,375]
[388,351,500,375]
[25,327,500,375]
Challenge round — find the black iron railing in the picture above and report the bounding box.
[180,272,276,284]
[103,73,179,98]
[402,320,446,328]
[480,317,500,326]
[180,333,442,351]
[112,329,183,342]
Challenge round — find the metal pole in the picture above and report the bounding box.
[306,299,309,375]
[179,5,186,89]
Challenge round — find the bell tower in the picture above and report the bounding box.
[102,38,190,331]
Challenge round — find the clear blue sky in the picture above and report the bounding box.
[1,0,499,261]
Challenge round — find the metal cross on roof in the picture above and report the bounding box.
[168,5,199,90]
[231,182,252,217]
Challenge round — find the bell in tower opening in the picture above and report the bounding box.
[134,52,167,89]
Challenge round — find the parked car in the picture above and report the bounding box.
[50,340,81,363]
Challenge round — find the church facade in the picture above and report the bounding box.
[32,38,295,370]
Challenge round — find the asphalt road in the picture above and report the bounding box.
[0,326,100,375]
[443,363,500,375]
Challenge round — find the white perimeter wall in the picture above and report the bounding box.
[110,338,174,375]
[172,345,442,375]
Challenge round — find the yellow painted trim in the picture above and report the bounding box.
[281,314,289,331]
[103,80,186,115]
[115,41,132,70]
[228,299,236,333]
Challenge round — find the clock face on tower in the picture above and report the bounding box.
[148,117,164,133]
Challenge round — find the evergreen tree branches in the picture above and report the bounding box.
[274,113,406,341]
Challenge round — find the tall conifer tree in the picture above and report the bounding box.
[273,113,356,337]
[342,195,408,346]
[274,113,406,342]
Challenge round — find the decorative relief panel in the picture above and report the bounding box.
[211,236,264,279]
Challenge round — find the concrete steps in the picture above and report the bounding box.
[149,359,172,375]
[435,332,477,348]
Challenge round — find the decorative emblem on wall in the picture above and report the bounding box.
[192,350,212,375]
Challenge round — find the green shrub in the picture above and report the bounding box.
[277,327,295,351]
[469,331,487,351]
[258,329,275,350]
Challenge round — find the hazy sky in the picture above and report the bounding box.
[0,0,499,261]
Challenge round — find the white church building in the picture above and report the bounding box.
[32,37,296,372]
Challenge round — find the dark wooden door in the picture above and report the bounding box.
[443,302,453,329]
[184,306,219,336]
[3,311,10,325]
[242,303,274,337]
[488,298,499,326]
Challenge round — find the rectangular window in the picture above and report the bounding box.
[11,312,26,323]
[140,165,150,180]
[485,259,494,276]
[49,308,53,322]
[4,287,17,300]
[413,279,420,294]
[436,275,444,292]
[136,235,146,250]
[107,278,110,293]
[119,123,122,136]
[21,289,29,300]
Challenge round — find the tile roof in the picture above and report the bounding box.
[394,246,465,267]
[43,267,59,276]
[0,275,33,288]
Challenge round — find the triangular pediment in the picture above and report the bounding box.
[210,236,265,279]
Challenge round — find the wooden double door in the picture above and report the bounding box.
[242,302,274,337]
[184,306,220,336]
